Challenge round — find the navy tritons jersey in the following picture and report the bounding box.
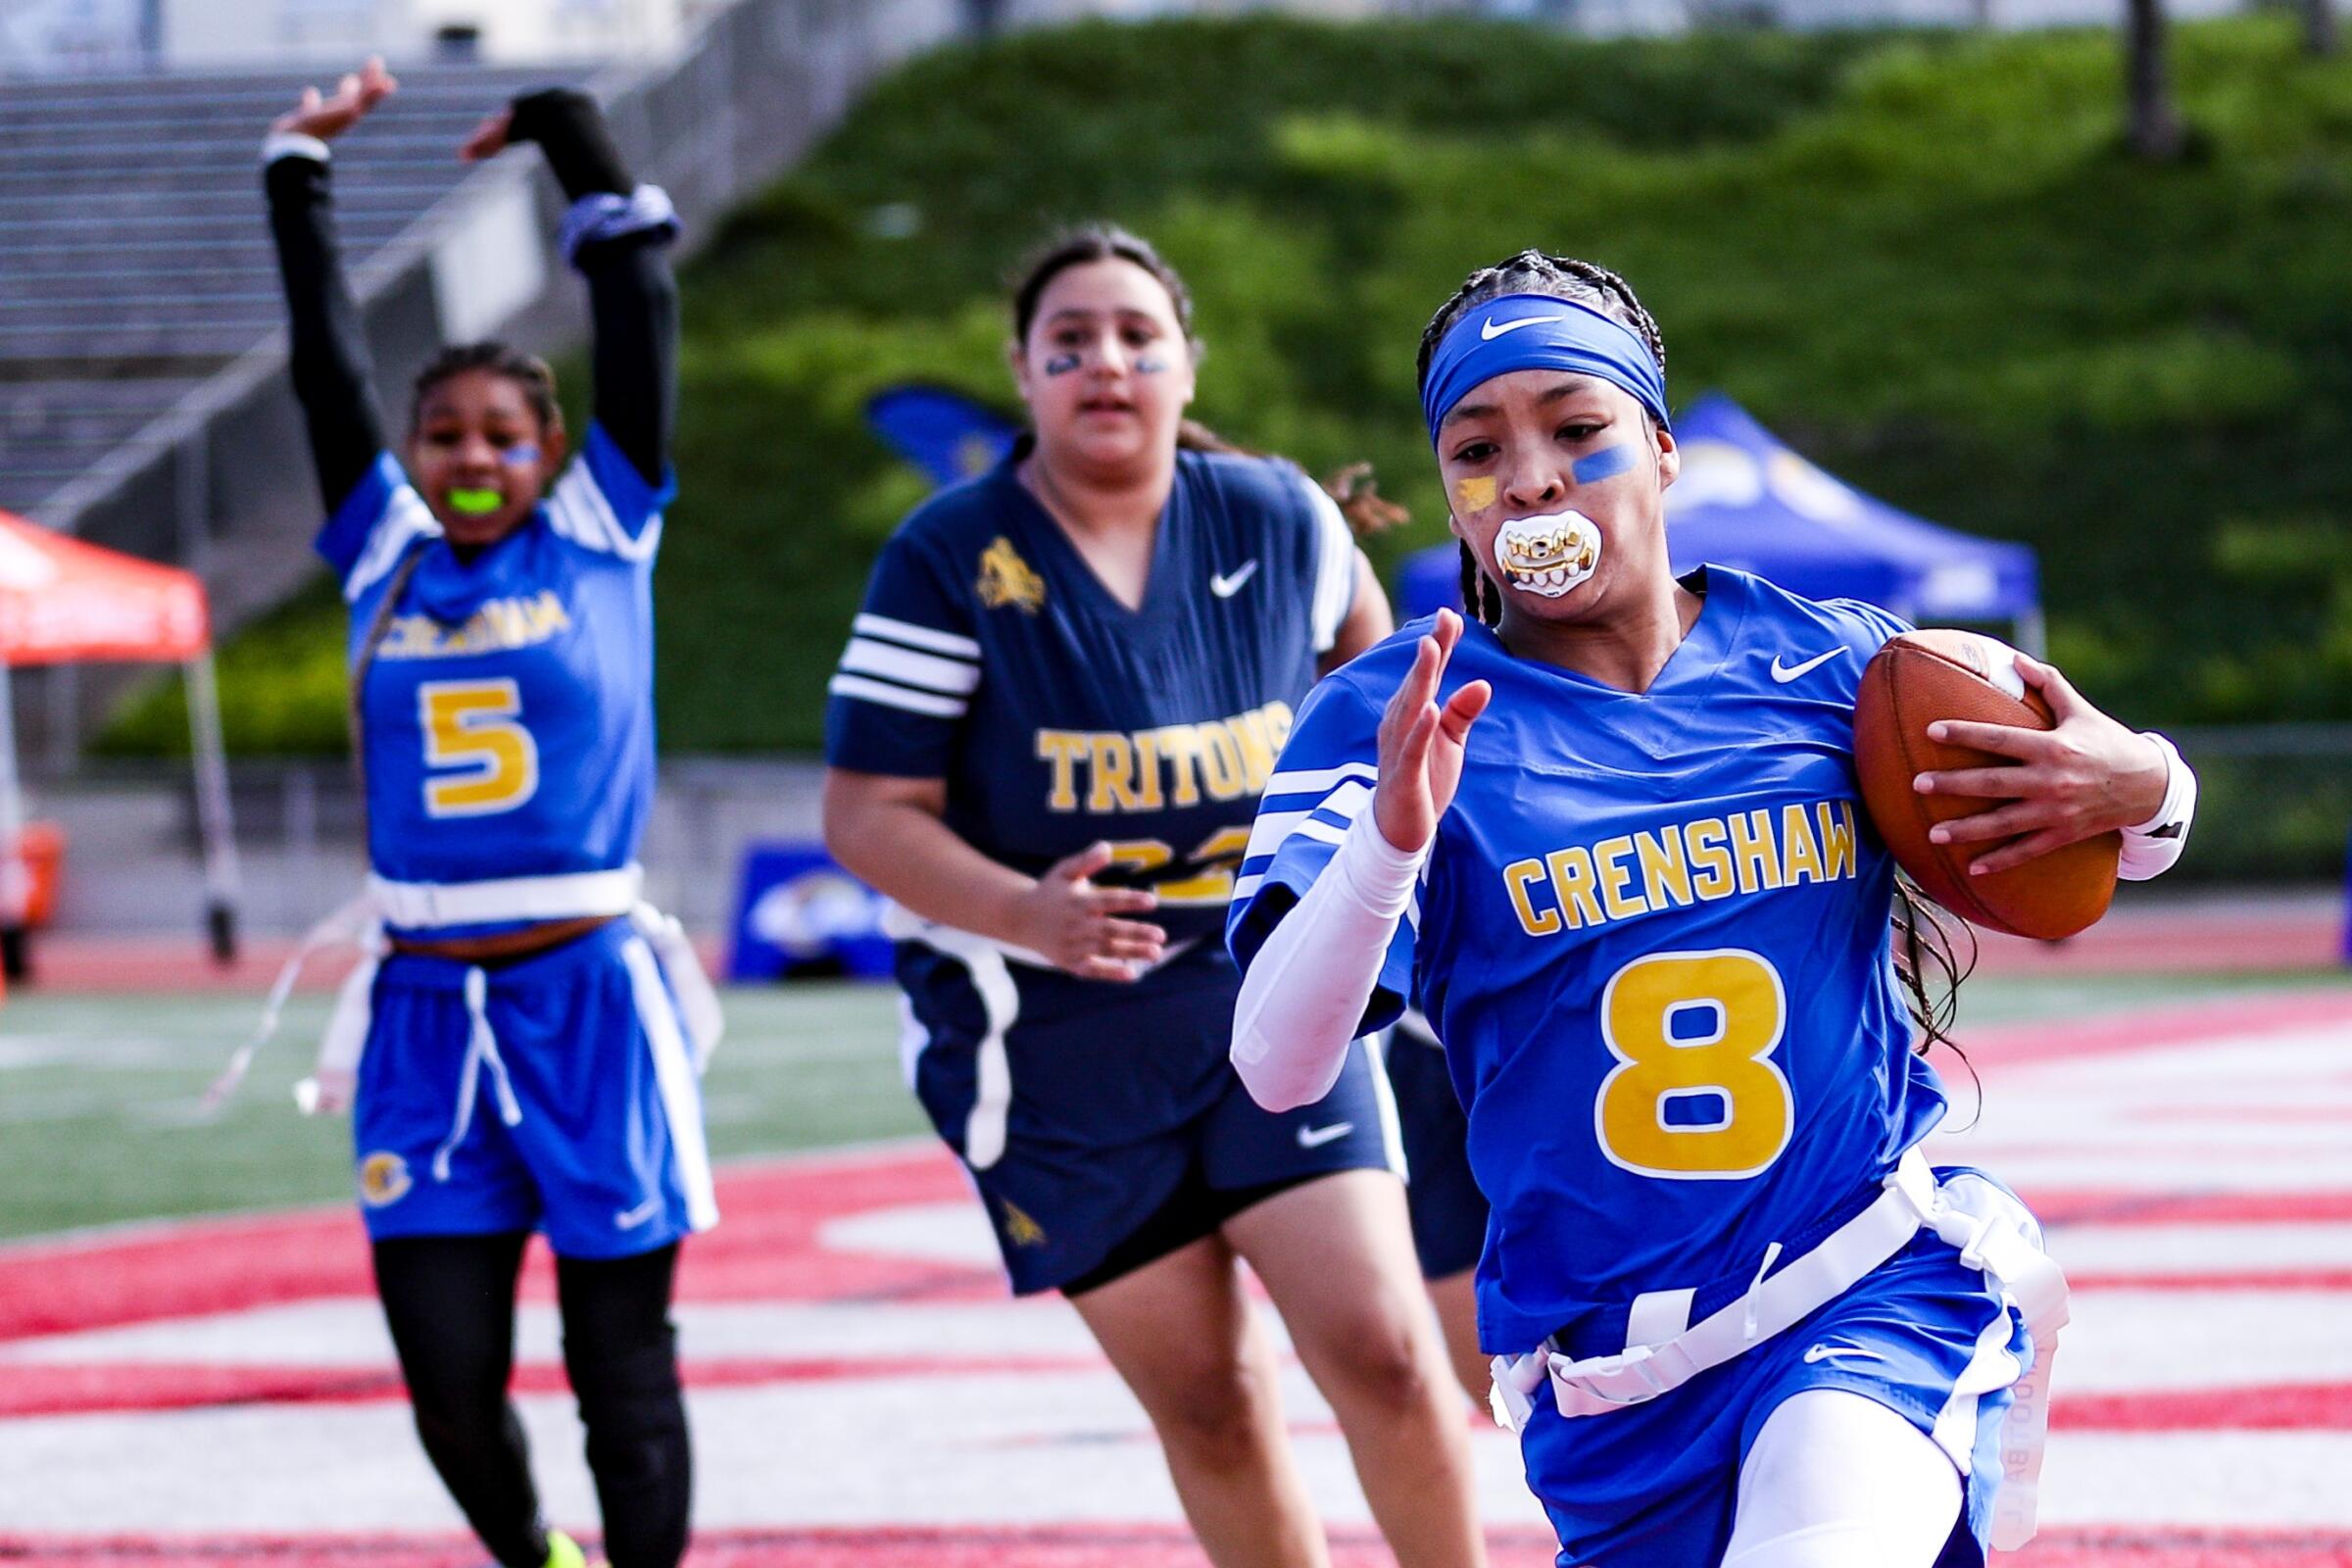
[320,424,671,939]
[826,446,1358,951]
[1230,567,1947,1355]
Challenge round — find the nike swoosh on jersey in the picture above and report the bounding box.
[1770,649,1841,683]
[1296,1121,1354,1149]
[1210,561,1259,598]
[1481,314,1567,340]
[1802,1341,1886,1365]
[613,1197,664,1230]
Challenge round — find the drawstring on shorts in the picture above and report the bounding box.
[430,966,524,1182]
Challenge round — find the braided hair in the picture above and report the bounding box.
[1413,250,1970,1057]
[1415,251,1664,632]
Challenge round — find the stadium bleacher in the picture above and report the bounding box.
[0,65,585,521]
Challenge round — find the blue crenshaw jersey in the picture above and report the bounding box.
[1229,567,1944,1355]
[319,424,672,939]
[825,447,1359,949]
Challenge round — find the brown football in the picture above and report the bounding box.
[1852,629,2119,940]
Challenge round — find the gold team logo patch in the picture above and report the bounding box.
[358,1151,413,1208]
[1000,1199,1049,1249]
[977,536,1046,613]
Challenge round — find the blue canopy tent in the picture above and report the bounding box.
[1397,392,2042,651]
[864,384,1020,488]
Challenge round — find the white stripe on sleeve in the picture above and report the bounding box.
[1242,778,1374,864]
[548,462,661,562]
[344,488,438,603]
[828,672,966,718]
[855,612,982,661]
[1265,761,1379,799]
[1302,474,1356,653]
[839,637,982,696]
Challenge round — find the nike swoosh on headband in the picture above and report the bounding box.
[1481,314,1568,341]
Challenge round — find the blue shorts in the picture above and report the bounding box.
[352,919,718,1259]
[1519,1175,2033,1568]
[901,941,1400,1295]
[1388,1015,1487,1281]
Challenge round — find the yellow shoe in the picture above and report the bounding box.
[541,1531,586,1568]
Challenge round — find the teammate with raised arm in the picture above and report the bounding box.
[262,60,712,1568]
[823,226,1486,1568]
[1229,251,2199,1568]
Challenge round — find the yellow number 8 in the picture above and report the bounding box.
[418,679,538,818]
[1595,949,1791,1180]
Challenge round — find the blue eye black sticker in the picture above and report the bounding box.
[1043,353,1083,377]
[1572,444,1637,485]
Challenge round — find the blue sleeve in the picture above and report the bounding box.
[314,451,437,604]
[1226,666,1417,1034]
[1821,597,1914,653]
[824,527,981,779]
[542,420,675,564]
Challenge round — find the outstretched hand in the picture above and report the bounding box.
[1371,610,1492,856]
[458,107,514,163]
[1913,653,2169,876]
[270,57,396,142]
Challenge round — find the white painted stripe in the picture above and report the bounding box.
[838,637,982,696]
[896,994,927,1091]
[368,864,642,929]
[1264,761,1379,798]
[2044,1219,2352,1275]
[855,612,981,661]
[2054,1287,2352,1393]
[827,673,966,718]
[622,935,719,1233]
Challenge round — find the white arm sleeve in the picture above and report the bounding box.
[2116,731,2196,882]
[1231,812,1425,1111]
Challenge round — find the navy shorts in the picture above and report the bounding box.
[352,919,718,1259]
[900,940,1401,1295]
[1387,1014,1488,1281]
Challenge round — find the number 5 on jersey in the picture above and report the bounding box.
[418,679,538,817]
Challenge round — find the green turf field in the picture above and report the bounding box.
[3,970,2348,1242]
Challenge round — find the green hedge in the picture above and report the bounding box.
[108,13,2352,780]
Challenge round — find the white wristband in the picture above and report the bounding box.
[263,131,331,166]
[2117,730,2195,881]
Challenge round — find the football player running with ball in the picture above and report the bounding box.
[823,226,1486,1568]
[1228,251,2198,1568]
[261,60,713,1568]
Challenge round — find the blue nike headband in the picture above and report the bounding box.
[1421,292,1670,447]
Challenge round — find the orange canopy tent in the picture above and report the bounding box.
[0,509,240,964]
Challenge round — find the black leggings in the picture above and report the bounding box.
[372,1234,691,1568]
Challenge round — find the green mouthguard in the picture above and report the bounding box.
[448,487,503,516]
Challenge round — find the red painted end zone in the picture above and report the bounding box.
[2,1527,2348,1568]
